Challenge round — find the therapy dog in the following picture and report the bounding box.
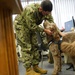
[43,20,75,75]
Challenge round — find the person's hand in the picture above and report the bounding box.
[59,32,68,37]
[44,29,53,36]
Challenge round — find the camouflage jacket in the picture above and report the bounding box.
[14,3,54,51]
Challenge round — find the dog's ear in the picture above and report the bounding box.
[49,23,57,32]
[43,20,58,32]
[54,24,57,31]
[52,24,59,32]
[43,20,50,28]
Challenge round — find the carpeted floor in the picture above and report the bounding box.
[18,56,75,75]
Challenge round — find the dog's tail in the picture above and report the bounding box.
[61,41,75,56]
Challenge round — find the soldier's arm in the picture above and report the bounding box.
[45,13,54,23]
[21,7,44,32]
[54,24,67,37]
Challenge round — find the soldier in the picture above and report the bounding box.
[14,0,64,75]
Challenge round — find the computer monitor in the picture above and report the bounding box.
[64,18,74,32]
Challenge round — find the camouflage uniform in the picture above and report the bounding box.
[14,3,53,68]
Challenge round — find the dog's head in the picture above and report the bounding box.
[43,20,60,42]
[43,20,57,33]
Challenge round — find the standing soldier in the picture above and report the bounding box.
[14,0,63,75]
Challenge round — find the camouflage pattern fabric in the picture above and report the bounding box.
[14,3,54,68]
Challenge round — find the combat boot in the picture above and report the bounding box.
[26,67,33,75]
[26,67,41,75]
[32,68,41,75]
[33,65,47,74]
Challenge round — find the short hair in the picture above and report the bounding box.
[41,0,53,12]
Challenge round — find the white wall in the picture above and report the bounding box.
[12,0,75,29]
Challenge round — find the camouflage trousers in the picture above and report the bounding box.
[21,47,40,68]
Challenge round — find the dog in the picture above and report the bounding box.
[43,20,75,75]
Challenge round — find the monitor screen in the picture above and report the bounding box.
[64,19,74,32]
